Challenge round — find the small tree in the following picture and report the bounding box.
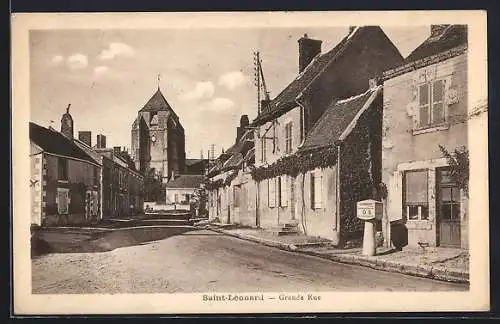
[439,145,469,197]
[191,186,208,217]
[144,167,164,202]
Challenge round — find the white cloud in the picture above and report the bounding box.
[67,53,88,70]
[180,81,215,101]
[218,71,245,90]
[51,55,64,65]
[99,42,135,60]
[209,97,235,111]
[94,65,110,76]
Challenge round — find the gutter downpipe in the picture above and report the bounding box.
[295,95,307,235]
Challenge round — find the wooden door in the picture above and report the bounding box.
[290,179,296,220]
[437,168,461,247]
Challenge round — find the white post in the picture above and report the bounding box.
[363,220,376,256]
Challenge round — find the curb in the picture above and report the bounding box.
[209,227,469,284]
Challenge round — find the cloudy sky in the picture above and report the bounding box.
[29,26,430,158]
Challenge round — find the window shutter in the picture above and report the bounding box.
[310,173,315,209]
[314,173,323,209]
[281,176,288,207]
[268,178,276,208]
[432,80,445,124]
[57,189,69,214]
[419,84,430,127]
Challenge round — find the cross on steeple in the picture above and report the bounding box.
[157,74,161,90]
[66,103,71,114]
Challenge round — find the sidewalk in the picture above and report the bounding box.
[206,225,469,284]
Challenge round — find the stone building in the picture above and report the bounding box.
[206,115,255,226]
[30,107,102,226]
[131,87,186,183]
[381,25,469,249]
[250,26,404,245]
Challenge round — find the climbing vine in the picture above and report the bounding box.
[250,145,338,182]
[439,144,469,197]
[205,170,239,190]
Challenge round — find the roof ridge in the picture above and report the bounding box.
[296,26,364,102]
[270,30,353,107]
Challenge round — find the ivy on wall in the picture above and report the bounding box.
[250,145,338,182]
[205,170,239,190]
[439,144,469,197]
[339,106,381,241]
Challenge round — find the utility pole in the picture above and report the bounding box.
[253,51,261,115]
[254,51,272,116]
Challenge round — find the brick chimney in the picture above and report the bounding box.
[430,24,450,37]
[298,34,322,73]
[96,134,106,148]
[60,104,74,140]
[78,131,92,147]
[236,114,250,144]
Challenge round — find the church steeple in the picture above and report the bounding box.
[61,103,74,140]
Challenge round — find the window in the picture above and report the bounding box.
[58,158,68,181]
[174,194,179,203]
[403,170,429,220]
[233,185,241,208]
[310,172,323,209]
[268,178,276,208]
[93,167,99,186]
[261,137,267,162]
[279,176,288,207]
[57,188,69,214]
[418,80,446,129]
[438,169,461,221]
[285,122,293,154]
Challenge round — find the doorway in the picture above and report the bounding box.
[436,167,461,247]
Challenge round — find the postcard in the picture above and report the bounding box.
[12,10,489,314]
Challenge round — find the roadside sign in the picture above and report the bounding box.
[357,199,383,221]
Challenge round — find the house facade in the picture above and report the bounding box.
[381,25,469,249]
[252,85,383,244]
[30,116,102,226]
[250,26,403,244]
[164,174,205,210]
[207,115,256,227]
[95,147,144,218]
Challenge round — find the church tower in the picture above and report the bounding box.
[60,104,74,139]
[131,87,186,184]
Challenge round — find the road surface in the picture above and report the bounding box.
[32,228,468,294]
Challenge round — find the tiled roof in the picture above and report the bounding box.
[208,129,255,175]
[139,88,176,114]
[252,26,369,126]
[29,122,100,165]
[165,174,205,189]
[73,139,103,165]
[222,153,244,170]
[186,158,204,166]
[243,147,255,164]
[404,25,467,63]
[298,86,381,151]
